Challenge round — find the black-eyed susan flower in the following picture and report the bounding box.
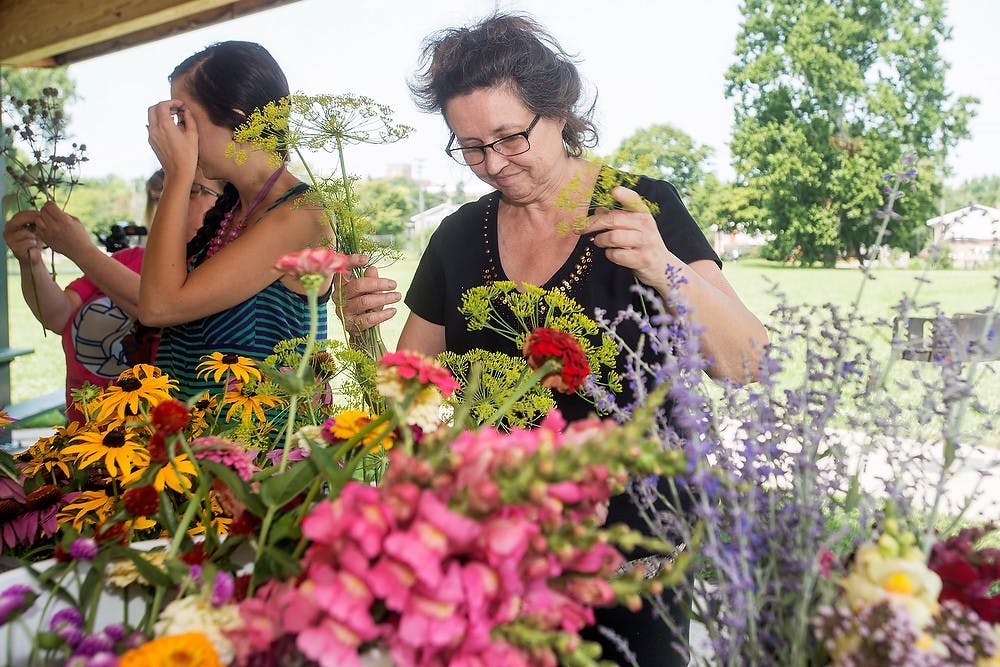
[197,352,261,385]
[16,441,74,481]
[62,424,150,478]
[122,455,197,494]
[223,381,284,426]
[95,364,176,424]
[57,490,115,532]
[188,395,220,438]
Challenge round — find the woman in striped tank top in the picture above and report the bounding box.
[142,41,333,401]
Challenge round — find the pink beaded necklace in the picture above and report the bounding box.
[206,163,287,258]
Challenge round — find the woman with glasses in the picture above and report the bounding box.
[336,12,767,665]
[2,167,221,422]
[142,41,333,401]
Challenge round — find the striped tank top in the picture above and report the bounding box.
[156,183,330,401]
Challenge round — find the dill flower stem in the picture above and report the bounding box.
[485,359,560,426]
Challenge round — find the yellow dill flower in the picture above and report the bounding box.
[197,352,261,384]
[222,382,284,425]
[63,424,150,477]
[95,365,176,424]
[57,489,115,531]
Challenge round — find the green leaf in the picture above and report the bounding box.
[259,459,317,509]
[198,460,267,515]
[115,548,172,587]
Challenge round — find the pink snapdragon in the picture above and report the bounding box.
[231,408,646,667]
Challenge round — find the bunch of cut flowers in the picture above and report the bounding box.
[0,245,692,667]
[579,154,999,666]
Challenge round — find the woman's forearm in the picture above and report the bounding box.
[19,253,78,333]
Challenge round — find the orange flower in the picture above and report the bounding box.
[322,409,395,451]
[119,631,224,667]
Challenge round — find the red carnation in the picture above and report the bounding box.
[228,511,260,537]
[522,327,591,394]
[928,526,1000,623]
[121,485,159,517]
[180,541,207,566]
[151,399,190,434]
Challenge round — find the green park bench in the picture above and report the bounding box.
[0,346,66,447]
[893,312,1000,362]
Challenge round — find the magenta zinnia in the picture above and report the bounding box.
[274,247,350,279]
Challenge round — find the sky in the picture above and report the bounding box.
[61,0,999,195]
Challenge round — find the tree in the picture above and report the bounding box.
[687,174,764,237]
[726,0,976,266]
[1,66,77,106]
[63,175,142,238]
[607,124,712,198]
[2,66,80,214]
[944,175,1000,211]
[354,176,448,238]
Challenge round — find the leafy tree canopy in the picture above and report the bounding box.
[1,66,77,107]
[944,175,1000,211]
[607,124,712,198]
[726,0,976,266]
[354,176,448,238]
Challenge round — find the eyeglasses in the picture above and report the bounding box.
[445,114,541,166]
[190,183,221,199]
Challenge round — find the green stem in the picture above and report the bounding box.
[485,359,560,426]
[278,288,319,473]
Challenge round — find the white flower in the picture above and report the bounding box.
[405,386,446,433]
[104,550,168,588]
[154,595,242,664]
[289,425,325,449]
[840,542,942,629]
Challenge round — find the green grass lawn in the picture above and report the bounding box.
[6,253,998,439]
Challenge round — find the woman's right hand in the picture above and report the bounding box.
[332,254,401,336]
[146,99,199,179]
[3,210,43,262]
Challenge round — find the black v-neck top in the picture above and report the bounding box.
[406,165,720,421]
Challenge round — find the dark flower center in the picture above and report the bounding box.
[25,484,63,511]
[117,378,142,392]
[103,430,126,448]
[222,354,240,364]
[0,498,25,520]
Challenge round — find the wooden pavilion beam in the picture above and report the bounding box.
[0,0,301,67]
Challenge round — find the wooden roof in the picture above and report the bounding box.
[0,0,301,67]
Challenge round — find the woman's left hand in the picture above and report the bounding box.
[576,185,674,291]
[146,99,199,180]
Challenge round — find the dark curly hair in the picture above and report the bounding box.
[409,13,598,156]
[169,41,289,262]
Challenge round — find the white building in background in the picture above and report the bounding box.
[711,226,768,261]
[409,200,461,250]
[926,205,1000,267]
